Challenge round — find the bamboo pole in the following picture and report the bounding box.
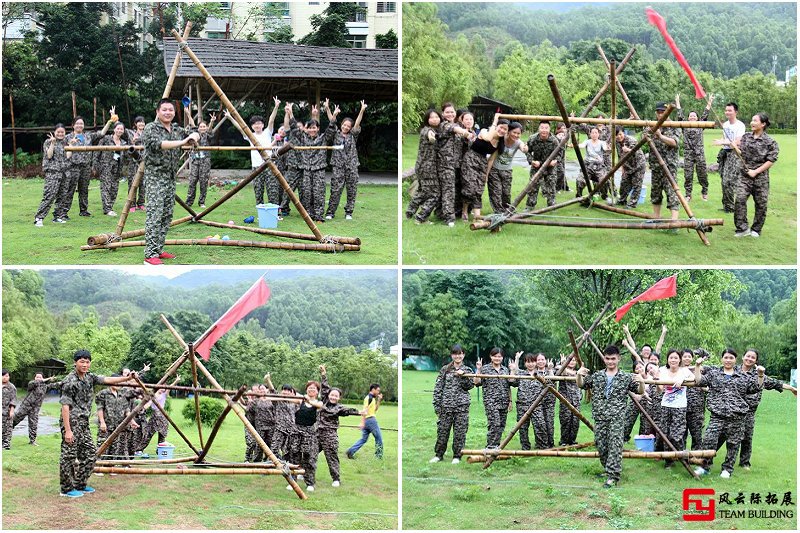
[72,91,77,120]
[196,220,361,246]
[195,384,247,463]
[96,456,198,466]
[64,145,341,152]
[608,60,618,203]
[9,91,17,171]
[100,381,306,400]
[464,449,716,459]
[464,373,698,386]
[192,160,268,221]
[163,23,192,100]
[170,31,323,242]
[80,238,356,253]
[115,161,145,236]
[188,344,205,449]
[93,466,299,476]
[87,216,193,246]
[211,81,264,135]
[487,217,722,231]
[93,97,97,127]
[546,74,592,195]
[589,201,657,220]
[534,373,594,431]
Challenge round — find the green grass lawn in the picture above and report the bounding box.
[402,370,796,530]
[2,399,398,529]
[402,132,797,265]
[2,179,397,265]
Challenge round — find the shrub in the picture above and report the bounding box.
[181,396,226,428]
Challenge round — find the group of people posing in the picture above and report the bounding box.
[409,97,778,238]
[33,97,367,265]
[2,351,384,498]
[430,329,794,489]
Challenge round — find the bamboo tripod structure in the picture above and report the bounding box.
[79,24,360,257]
[470,46,723,245]
[93,313,308,499]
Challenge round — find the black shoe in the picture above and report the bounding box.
[346,451,355,460]
[80,211,91,217]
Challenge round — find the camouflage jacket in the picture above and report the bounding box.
[290,118,336,170]
[615,134,646,171]
[142,120,192,178]
[510,369,549,406]
[433,363,474,411]
[65,130,106,166]
[579,370,640,421]
[415,127,438,178]
[59,370,107,420]
[18,380,57,412]
[436,121,462,169]
[648,127,682,169]
[2,383,17,414]
[272,400,297,433]
[677,108,709,153]
[526,135,559,173]
[579,123,612,143]
[97,135,129,170]
[698,366,762,418]
[42,138,69,172]
[737,365,784,412]
[685,384,706,412]
[95,388,129,428]
[475,365,511,407]
[317,375,360,430]
[330,126,361,170]
[739,132,779,178]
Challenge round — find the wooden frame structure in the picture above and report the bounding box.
[94,313,308,499]
[470,46,724,246]
[75,23,361,257]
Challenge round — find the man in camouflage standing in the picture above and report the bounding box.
[473,349,511,449]
[141,99,200,265]
[649,103,682,225]
[577,345,644,488]
[526,122,559,209]
[430,345,474,464]
[95,378,130,465]
[59,350,136,497]
[615,127,647,209]
[12,373,60,446]
[2,370,16,450]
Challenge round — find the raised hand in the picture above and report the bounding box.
[47,132,55,143]
[360,100,367,111]
[333,105,341,116]
[273,96,281,107]
[323,98,330,109]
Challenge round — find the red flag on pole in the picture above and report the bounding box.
[194,277,271,360]
[615,275,678,322]
[646,7,706,99]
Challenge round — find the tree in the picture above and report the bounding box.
[375,29,397,49]
[58,312,132,376]
[297,3,364,47]
[2,271,59,371]
[404,292,468,367]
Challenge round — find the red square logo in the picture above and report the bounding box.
[683,488,716,521]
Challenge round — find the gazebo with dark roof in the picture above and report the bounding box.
[163,37,398,104]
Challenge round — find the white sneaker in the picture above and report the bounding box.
[345,214,353,220]
[720,470,731,479]
[734,229,751,237]
[110,473,117,476]
[451,458,460,464]
[428,456,441,463]
[694,466,708,476]
[297,474,304,481]
[53,218,66,224]
[306,485,315,492]
[332,480,340,487]
[286,484,293,491]
[325,215,333,220]
[34,218,43,227]
[199,204,206,208]
[750,231,760,238]
[106,211,117,217]
[447,222,455,227]
[95,472,105,477]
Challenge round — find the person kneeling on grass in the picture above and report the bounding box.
[347,383,384,460]
[430,344,474,464]
[576,344,645,489]
[59,350,139,498]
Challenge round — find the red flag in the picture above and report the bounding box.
[194,277,271,360]
[615,275,677,322]
[646,8,706,99]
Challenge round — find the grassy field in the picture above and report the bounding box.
[2,179,397,265]
[2,398,398,529]
[402,370,797,530]
[402,131,797,265]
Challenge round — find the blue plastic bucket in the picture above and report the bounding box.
[157,443,175,459]
[638,185,648,206]
[633,436,655,452]
[256,203,279,229]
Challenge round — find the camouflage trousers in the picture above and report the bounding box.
[438,166,457,223]
[318,428,342,482]
[60,418,96,493]
[245,426,258,462]
[526,169,557,209]
[683,149,708,197]
[540,398,556,449]
[460,150,487,210]
[734,173,769,233]
[685,406,705,451]
[279,167,303,216]
[720,152,741,212]
[556,160,568,191]
[650,163,680,211]
[737,409,757,468]
[595,417,626,482]
[100,162,123,214]
[35,169,69,220]
[454,168,468,217]
[515,403,535,450]
[623,401,642,441]
[618,165,645,208]
[58,164,91,217]
[407,173,440,223]
[143,174,177,259]
[487,167,513,214]
[251,427,273,463]
[660,406,687,457]
[701,413,745,474]
[186,157,211,206]
[12,406,41,443]
[483,404,508,448]
[585,160,610,200]
[271,428,293,460]
[327,165,359,218]
[126,162,146,208]
[290,426,318,487]
[559,387,582,445]
[304,168,327,220]
[96,423,125,459]
[435,406,470,459]
[140,416,167,452]
[2,414,12,448]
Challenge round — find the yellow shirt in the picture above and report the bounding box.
[363,394,379,418]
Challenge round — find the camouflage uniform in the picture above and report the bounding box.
[59,370,107,494]
[475,365,511,448]
[734,132,779,234]
[141,120,191,259]
[460,139,497,211]
[510,371,551,450]
[292,119,336,221]
[95,388,129,458]
[317,376,360,482]
[406,126,440,222]
[35,138,70,221]
[677,108,709,197]
[436,122,461,224]
[526,135,559,209]
[721,149,743,212]
[684,385,706,451]
[558,376,582,445]
[118,387,139,458]
[697,366,762,474]
[186,131,213,207]
[280,125,305,216]
[453,135,472,216]
[647,384,665,451]
[327,124,361,218]
[623,395,643,442]
[271,400,296,460]
[2,382,17,449]
[555,132,568,191]
[579,370,640,482]
[269,135,287,207]
[291,403,319,487]
[59,130,105,218]
[131,395,149,454]
[737,366,785,468]
[432,363,474,459]
[649,127,682,211]
[616,134,646,208]
[12,379,58,444]
[487,139,522,214]
[244,398,258,462]
[141,398,168,451]
[96,135,129,214]
[124,129,146,209]
[251,395,276,463]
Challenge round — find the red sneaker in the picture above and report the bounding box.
[129,206,137,213]
[158,251,176,259]
[143,257,163,265]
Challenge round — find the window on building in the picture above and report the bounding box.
[309,2,320,5]
[350,2,367,22]
[347,35,367,48]
[206,31,227,39]
[219,2,232,9]
[377,2,396,13]
[267,2,290,17]
[119,2,126,14]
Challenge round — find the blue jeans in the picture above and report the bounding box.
[347,417,383,458]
